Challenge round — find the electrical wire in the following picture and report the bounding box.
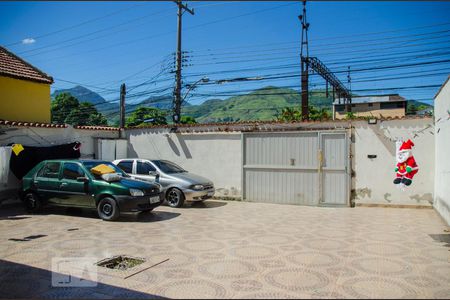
[4,2,147,47]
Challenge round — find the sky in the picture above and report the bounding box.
[1,1,450,109]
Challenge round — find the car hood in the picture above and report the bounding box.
[167,172,212,185]
[116,177,158,189]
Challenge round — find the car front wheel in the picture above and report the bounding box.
[24,192,42,213]
[166,188,185,208]
[97,197,120,221]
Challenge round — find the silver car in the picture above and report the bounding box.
[112,159,215,208]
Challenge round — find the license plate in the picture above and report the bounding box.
[149,196,160,204]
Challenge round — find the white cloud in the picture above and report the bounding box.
[22,38,36,45]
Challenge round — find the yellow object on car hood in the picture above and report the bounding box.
[90,164,116,175]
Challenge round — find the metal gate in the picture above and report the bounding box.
[242,131,349,206]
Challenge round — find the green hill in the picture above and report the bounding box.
[52,85,432,124]
[182,86,333,123]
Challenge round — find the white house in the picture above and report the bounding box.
[434,75,450,225]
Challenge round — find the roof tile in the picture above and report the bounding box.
[0,46,53,84]
[0,119,119,131]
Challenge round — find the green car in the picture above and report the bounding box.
[20,159,163,221]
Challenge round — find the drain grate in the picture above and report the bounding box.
[96,255,145,271]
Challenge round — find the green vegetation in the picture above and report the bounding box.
[180,116,197,124]
[51,93,107,126]
[309,106,331,121]
[276,105,331,122]
[55,86,433,125]
[407,101,431,115]
[126,107,168,127]
[345,112,357,120]
[407,103,418,115]
[277,107,302,122]
[182,87,334,123]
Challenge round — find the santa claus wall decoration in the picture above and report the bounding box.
[393,139,419,187]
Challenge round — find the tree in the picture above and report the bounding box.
[277,107,301,122]
[276,106,330,122]
[407,103,418,115]
[180,116,197,124]
[51,93,108,126]
[308,106,331,121]
[51,93,79,124]
[126,107,168,127]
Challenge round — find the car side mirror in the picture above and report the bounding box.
[77,177,89,183]
[149,171,160,183]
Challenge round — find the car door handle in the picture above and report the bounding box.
[60,183,68,188]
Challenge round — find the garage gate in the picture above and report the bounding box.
[242,131,350,206]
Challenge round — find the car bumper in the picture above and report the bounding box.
[184,188,215,201]
[115,192,164,212]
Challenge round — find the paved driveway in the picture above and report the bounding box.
[0,200,449,299]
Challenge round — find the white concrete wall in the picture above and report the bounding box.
[434,79,450,225]
[0,125,118,196]
[127,121,435,205]
[353,118,435,206]
[126,129,242,198]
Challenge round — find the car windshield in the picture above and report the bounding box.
[152,160,186,174]
[82,161,129,179]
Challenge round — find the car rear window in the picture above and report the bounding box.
[117,161,133,173]
[152,160,186,174]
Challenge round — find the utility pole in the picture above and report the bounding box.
[119,83,126,136]
[173,0,194,124]
[347,66,352,113]
[299,0,309,120]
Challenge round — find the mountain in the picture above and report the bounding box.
[182,86,333,123]
[407,100,432,110]
[52,85,432,125]
[52,85,106,105]
[51,87,179,125]
[99,94,177,125]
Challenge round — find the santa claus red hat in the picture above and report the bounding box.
[399,139,414,151]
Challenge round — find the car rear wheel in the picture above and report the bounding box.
[97,197,120,221]
[166,188,185,208]
[24,192,42,213]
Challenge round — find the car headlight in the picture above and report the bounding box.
[129,188,144,196]
[192,184,204,190]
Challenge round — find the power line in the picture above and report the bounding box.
[188,50,450,68]
[188,32,450,63]
[189,22,450,54]
[17,2,295,62]
[189,82,442,96]
[4,2,147,47]
[19,8,174,58]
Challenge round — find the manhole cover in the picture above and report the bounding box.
[96,255,145,270]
